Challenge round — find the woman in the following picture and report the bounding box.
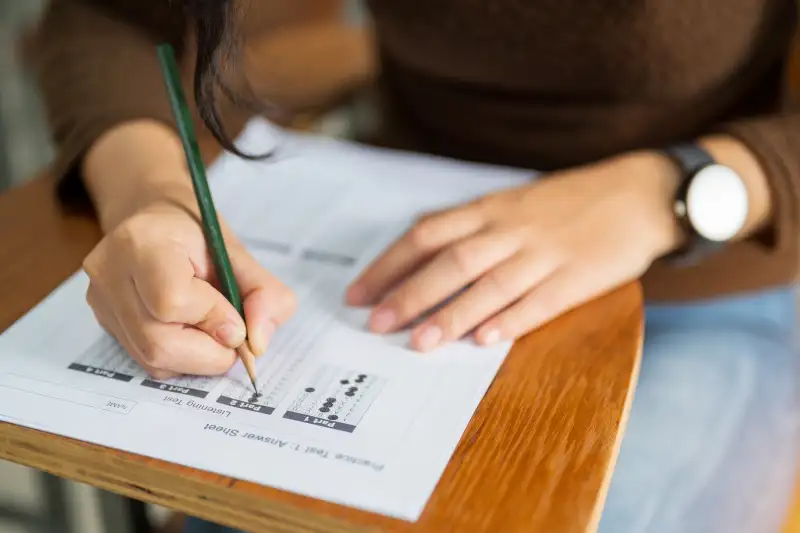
[32,0,800,531]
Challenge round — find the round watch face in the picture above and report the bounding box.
[685,164,749,242]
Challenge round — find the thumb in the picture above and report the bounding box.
[229,246,297,356]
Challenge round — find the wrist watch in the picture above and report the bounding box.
[662,143,749,265]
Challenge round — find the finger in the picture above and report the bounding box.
[243,289,277,357]
[87,286,177,380]
[132,320,239,376]
[109,318,178,381]
[346,207,484,306]
[410,252,559,351]
[132,243,246,348]
[229,246,296,323]
[475,267,590,344]
[368,230,520,334]
[117,279,238,375]
[229,247,296,356]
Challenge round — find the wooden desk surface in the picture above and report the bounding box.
[0,163,643,533]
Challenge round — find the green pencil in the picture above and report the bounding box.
[156,43,258,392]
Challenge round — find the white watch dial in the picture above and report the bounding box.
[685,164,749,242]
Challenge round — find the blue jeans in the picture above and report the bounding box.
[185,286,800,533]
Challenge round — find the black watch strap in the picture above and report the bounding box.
[663,143,715,175]
[660,143,723,266]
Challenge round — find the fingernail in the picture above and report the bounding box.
[417,325,443,352]
[249,319,276,357]
[217,323,246,348]
[369,308,396,333]
[481,328,501,345]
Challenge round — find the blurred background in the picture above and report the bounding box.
[0,1,64,532]
[0,2,366,533]
[0,0,52,192]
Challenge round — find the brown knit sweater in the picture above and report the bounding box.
[32,0,800,302]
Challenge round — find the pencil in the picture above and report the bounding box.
[156,43,258,392]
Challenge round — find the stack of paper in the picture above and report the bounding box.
[0,120,530,520]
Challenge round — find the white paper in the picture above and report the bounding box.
[0,120,532,521]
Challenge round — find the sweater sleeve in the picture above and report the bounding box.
[712,14,800,276]
[721,107,800,264]
[644,96,800,301]
[31,0,187,211]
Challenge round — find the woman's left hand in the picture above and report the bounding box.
[346,151,684,351]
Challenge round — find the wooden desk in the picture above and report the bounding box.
[0,167,643,533]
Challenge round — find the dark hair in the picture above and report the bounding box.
[182,0,270,159]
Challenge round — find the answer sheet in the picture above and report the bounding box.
[0,120,531,521]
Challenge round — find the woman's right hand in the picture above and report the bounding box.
[82,200,296,380]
